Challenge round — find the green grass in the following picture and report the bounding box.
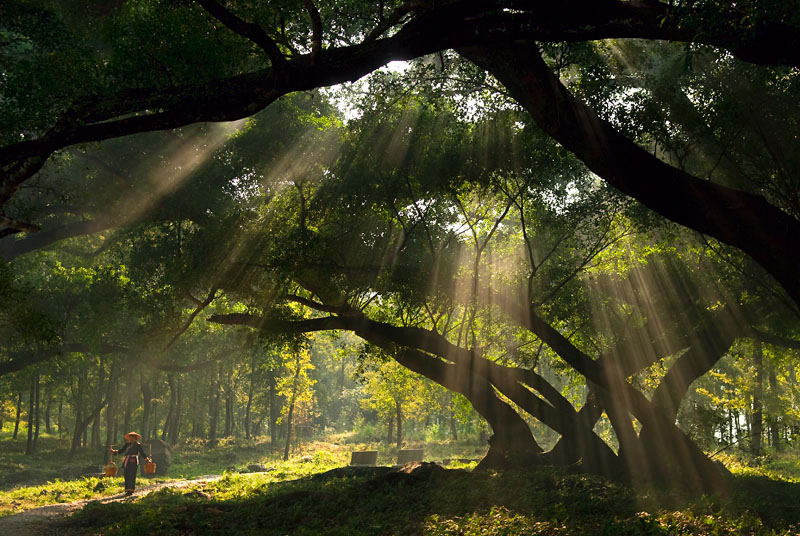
[67,463,800,535]
[0,431,482,519]
[5,431,800,535]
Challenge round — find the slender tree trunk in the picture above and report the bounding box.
[767,359,781,452]
[141,374,153,441]
[395,400,403,447]
[104,363,119,463]
[210,365,221,444]
[169,378,182,444]
[57,399,63,438]
[283,355,302,461]
[13,391,22,439]
[269,375,277,446]
[162,375,176,441]
[149,381,161,440]
[90,409,100,447]
[25,376,35,454]
[245,364,255,439]
[254,412,266,437]
[450,410,458,441]
[224,394,233,437]
[123,368,133,434]
[283,398,295,462]
[192,383,200,437]
[45,392,52,434]
[91,366,106,448]
[751,340,764,457]
[32,374,40,453]
[386,414,393,445]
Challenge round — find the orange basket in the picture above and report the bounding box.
[104,461,117,477]
[143,443,156,474]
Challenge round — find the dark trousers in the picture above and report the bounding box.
[123,458,138,490]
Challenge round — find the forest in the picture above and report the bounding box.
[1,0,800,534]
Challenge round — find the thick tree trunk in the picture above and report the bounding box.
[460,42,800,308]
[354,329,542,467]
[69,398,108,457]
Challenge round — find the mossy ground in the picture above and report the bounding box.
[3,431,800,535]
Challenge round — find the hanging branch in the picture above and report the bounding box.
[303,0,323,61]
[195,0,287,70]
[164,287,219,350]
[0,214,40,232]
[364,0,424,42]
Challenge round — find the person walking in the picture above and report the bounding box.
[110,432,150,495]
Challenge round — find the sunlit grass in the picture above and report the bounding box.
[0,476,129,518]
[68,461,800,535]
[0,431,483,519]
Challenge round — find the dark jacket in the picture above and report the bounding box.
[113,441,147,457]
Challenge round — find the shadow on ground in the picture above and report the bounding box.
[65,463,800,535]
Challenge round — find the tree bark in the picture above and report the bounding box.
[768,360,781,452]
[460,42,800,308]
[395,400,403,447]
[269,375,278,446]
[162,375,177,441]
[210,364,222,444]
[751,340,764,456]
[170,377,182,444]
[25,376,35,454]
[245,364,255,439]
[284,353,302,461]
[104,363,119,463]
[32,374,40,453]
[69,398,108,457]
[13,391,22,439]
[45,391,52,434]
[141,374,153,441]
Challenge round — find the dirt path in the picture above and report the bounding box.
[0,475,221,536]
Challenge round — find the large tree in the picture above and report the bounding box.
[2,0,800,307]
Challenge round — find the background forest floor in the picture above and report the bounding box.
[2,433,800,534]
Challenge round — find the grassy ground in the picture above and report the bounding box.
[3,432,800,534]
[0,431,483,518]
[67,462,800,535]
